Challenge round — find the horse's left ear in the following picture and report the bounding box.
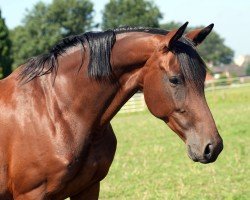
[167,22,189,50]
[185,24,214,46]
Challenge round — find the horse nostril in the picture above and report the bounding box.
[204,144,213,159]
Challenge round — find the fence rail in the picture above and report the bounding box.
[119,93,145,113]
[119,76,250,113]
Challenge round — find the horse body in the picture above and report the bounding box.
[0,32,157,199]
[0,23,223,199]
[0,58,116,199]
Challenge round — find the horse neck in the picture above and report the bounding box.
[42,32,161,129]
[99,32,162,126]
[111,32,161,76]
[39,45,120,131]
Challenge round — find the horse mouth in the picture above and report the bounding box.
[187,145,211,164]
[187,145,200,162]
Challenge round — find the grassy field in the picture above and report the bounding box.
[99,86,250,200]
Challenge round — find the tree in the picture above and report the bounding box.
[160,21,182,30]
[161,21,234,65]
[102,0,162,30]
[45,0,94,37]
[10,0,94,68]
[246,64,250,76]
[0,10,12,78]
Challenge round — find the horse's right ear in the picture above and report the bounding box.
[165,22,189,50]
[185,24,214,46]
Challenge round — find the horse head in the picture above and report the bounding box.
[142,22,223,163]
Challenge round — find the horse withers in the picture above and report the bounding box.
[0,22,223,199]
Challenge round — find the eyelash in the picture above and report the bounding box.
[169,76,180,85]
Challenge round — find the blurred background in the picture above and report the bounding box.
[0,0,249,199]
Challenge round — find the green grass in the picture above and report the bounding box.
[99,87,250,200]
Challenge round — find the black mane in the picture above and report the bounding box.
[19,26,206,90]
[175,38,207,91]
[19,30,116,83]
[114,26,169,35]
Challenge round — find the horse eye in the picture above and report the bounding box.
[169,76,180,85]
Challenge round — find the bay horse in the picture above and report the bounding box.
[0,22,223,199]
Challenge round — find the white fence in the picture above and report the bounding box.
[119,76,250,114]
[119,92,145,113]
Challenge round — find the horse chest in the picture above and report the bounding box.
[54,128,117,199]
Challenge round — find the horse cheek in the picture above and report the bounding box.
[143,72,170,119]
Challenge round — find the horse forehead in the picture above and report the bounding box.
[157,52,180,73]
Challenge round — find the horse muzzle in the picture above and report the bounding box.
[187,135,223,164]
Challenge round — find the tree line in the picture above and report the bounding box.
[0,0,234,78]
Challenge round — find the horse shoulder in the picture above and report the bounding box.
[52,124,117,199]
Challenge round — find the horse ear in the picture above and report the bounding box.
[166,22,189,50]
[185,24,214,46]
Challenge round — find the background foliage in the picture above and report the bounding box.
[102,0,162,29]
[10,0,94,68]
[0,10,12,78]
[246,64,250,76]
[1,0,235,76]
